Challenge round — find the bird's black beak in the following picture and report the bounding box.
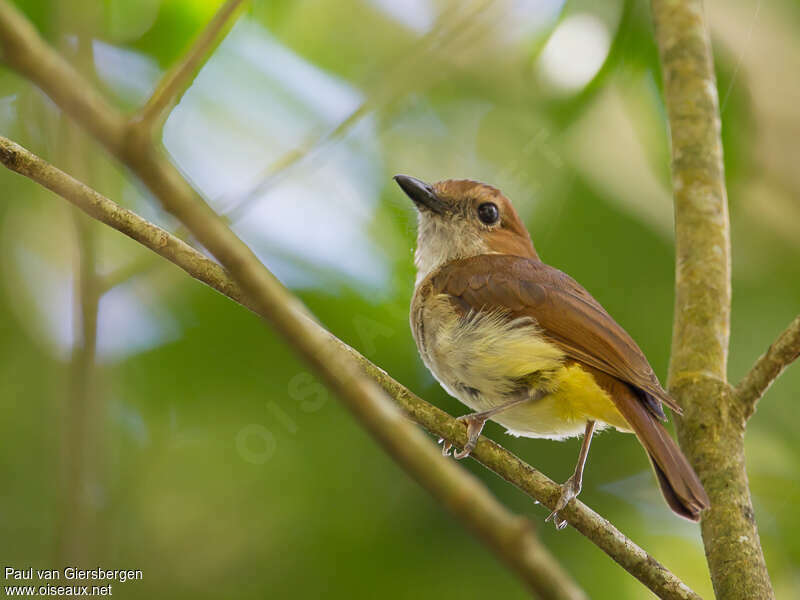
[393,175,447,215]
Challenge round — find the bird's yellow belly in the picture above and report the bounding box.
[493,364,631,440]
[416,297,631,440]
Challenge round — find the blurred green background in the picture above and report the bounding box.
[1,0,798,598]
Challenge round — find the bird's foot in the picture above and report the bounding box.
[545,474,582,530]
[438,413,488,459]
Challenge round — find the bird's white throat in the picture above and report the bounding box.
[414,214,490,286]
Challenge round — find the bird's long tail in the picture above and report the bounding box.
[616,391,710,521]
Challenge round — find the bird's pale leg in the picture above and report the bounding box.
[546,420,596,530]
[440,392,544,459]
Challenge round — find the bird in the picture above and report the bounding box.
[394,174,710,529]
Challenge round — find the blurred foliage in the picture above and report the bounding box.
[1,0,799,598]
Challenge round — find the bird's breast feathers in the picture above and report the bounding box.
[411,292,629,439]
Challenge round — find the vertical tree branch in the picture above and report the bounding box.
[54,33,108,568]
[57,207,101,566]
[55,87,102,568]
[651,1,773,598]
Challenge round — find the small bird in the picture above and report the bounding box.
[395,174,709,528]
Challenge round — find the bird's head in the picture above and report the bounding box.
[394,175,538,283]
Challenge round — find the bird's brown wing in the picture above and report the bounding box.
[428,254,682,417]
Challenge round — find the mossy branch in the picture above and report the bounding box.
[651,0,774,598]
[734,315,800,422]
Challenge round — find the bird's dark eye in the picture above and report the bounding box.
[477,202,499,225]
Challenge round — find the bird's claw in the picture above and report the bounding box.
[438,437,453,457]
[545,474,581,530]
[438,414,488,460]
[454,414,488,460]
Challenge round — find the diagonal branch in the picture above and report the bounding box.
[131,0,248,135]
[734,315,800,422]
[0,1,127,154]
[1,134,702,600]
[651,0,773,598]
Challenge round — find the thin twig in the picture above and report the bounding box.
[222,0,497,220]
[98,251,169,292]
[131,0,248,134]
[1,134,702,600]
[734,315,800,422]
[651,0,773,598]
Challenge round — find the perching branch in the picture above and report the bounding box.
[131,0,248,135]
[0,135,702,600]
[651,0,773,598]
[0,136,252,307]
[735,315,800,422]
